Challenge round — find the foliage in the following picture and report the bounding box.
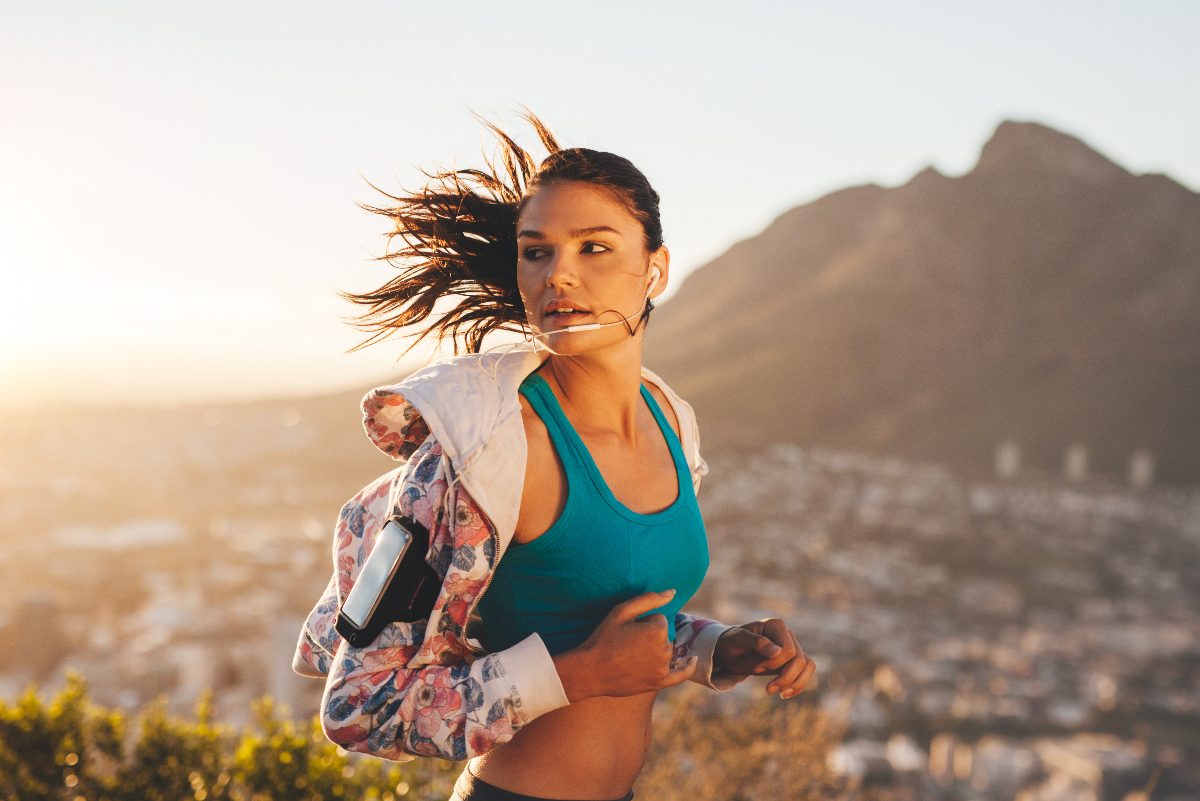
[0,674,459,801]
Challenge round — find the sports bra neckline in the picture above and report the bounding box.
[519,370,690,524]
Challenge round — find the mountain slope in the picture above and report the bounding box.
[645,120,1200,485]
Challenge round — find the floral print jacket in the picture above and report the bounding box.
[293,348,748,763]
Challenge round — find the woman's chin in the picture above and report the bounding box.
[535,329,592,354]
[537,330,639,357]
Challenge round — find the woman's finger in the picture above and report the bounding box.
[750,631,784,673]
[719,627,771,675]
[781,653,818,698]
[766,631,807,694]
[757,619,797,673]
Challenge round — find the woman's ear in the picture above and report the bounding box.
[648,246,670,300]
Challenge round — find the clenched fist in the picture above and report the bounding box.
[552,589,699,702]
[714,618,816,699]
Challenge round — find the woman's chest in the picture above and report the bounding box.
[476,489,710,655]
[516,429,679,543]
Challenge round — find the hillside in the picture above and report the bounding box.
[644,120,1200,485]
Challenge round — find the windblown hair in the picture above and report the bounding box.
[341,105,664,355]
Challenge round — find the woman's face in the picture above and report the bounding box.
[516,180,666,354]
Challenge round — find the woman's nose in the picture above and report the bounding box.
[545,254,581,288]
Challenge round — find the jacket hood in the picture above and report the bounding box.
[362,347,545,467]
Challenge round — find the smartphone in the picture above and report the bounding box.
[336,516,440,647]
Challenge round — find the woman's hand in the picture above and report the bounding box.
[554,589,699,702]
[714,619,816,699]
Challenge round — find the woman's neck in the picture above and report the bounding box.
[539,344,646,443]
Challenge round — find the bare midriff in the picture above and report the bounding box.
[467,690,656,800]
[465,373,681,798]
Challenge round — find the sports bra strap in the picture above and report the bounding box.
[517,373,589,470]
[518,372,688,479]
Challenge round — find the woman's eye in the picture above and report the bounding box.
[521,243,608,260]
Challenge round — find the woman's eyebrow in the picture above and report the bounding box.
[517,225,623,240]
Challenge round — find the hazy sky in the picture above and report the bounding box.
[2,1,1197,410]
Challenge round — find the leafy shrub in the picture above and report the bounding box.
[0,674,459,801]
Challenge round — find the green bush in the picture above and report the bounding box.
[0,674,459,801]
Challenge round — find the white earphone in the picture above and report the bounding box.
[548,266,661,335]
[647,265,661,294]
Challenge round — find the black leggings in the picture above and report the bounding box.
[449,762,635,801]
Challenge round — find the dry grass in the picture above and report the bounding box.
[633,683,857,801]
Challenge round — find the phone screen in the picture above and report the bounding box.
[341,520,413,629]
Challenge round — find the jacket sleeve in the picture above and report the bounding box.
[317,438,571,762]
[672,613,750,691]
[292,572,340,678]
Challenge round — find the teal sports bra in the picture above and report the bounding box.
[474,371,710,656]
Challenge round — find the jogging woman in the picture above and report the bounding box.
[293,108,816,801]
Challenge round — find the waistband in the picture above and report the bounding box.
[450,763,635,801]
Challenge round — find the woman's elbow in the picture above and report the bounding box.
[293,646,326,678]
[319,689,435,761]
[317,671,511,762]
[320,709,502,763]
[320,697,373,752]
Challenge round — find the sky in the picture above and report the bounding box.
[2,1,1197,411]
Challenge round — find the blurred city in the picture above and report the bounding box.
[1,393,1196,799]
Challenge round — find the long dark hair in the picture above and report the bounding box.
[341,106,664,355]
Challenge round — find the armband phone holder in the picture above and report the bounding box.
[335,515,441,648]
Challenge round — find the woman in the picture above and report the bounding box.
[293,108,817,801]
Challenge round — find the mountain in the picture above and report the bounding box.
[644,120,1200,486]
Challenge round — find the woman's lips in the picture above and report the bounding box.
[545,311,591,327]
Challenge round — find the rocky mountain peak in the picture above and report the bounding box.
[972,119,1129,184]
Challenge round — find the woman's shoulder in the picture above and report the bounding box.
[639,366,695,439]
[640,366,708,492]
[517,390,556,468]
[643,381,682,442]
